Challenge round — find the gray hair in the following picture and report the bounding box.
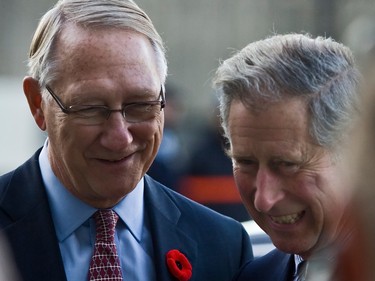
[28,0,167,90]
[213,33,361,151]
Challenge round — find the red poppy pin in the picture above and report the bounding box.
[166,249,192,281]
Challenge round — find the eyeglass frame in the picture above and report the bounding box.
[45,84,166,124]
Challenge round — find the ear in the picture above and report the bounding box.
[23,76,46,131]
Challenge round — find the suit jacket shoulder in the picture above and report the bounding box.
[0,149,67,281]
[232,249,294,281]
[144,175,254,281]
[0,156,254,281]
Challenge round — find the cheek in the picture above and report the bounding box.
[320,184,347,221]
[45,118,68,149]
[52,122,97,159]
[45,106,82,143]
[152,116,164,144]
[44,108,62,134]
[302,174,346,236]
[233,169,255,202]
[156,117,164,141]
[141,118,164,155]
[138,119,163,174]
[310,171,348,211]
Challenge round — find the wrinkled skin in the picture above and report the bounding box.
[24,23,164,208]
[227,98,351,259]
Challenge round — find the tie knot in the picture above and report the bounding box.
[93,209,118,242]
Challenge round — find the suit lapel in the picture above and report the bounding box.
[144,176,198,281]
[5,203,67,281]
[1,151,67,281]
[253,250,294,281]
[279,253,295,281]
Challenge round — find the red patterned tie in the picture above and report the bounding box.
[88,209,123,281]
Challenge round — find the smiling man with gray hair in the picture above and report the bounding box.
[0,1,253,280]
[213,33,361,281]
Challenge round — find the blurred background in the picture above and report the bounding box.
[1,0,375,221]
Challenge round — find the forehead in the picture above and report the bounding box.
[228,98,314,155]
[53,23,160,93]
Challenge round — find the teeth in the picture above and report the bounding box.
[271,212,303,224]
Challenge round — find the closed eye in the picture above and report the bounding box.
[233,158,259,174]
[68,105,109,118]
[274,161,300,175]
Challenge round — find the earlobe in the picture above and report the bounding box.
[23,76,46,130]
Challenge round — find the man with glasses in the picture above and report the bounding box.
[0,1,253,280]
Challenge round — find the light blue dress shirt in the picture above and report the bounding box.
[39,142,156,281]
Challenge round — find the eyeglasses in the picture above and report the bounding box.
[45,85,166,125]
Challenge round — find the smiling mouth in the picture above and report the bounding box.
[99,152,135,163]
[98,155,131,164]
[270,211,305,224]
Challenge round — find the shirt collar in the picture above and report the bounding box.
[39,140,145,242]
[294,254,305,273]
[113,179,144,242]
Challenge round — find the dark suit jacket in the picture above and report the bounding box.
[0,149,253,281]
[232,249,295,281]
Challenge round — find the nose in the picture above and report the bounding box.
[253,167,284,213]
[100,111,133,151]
